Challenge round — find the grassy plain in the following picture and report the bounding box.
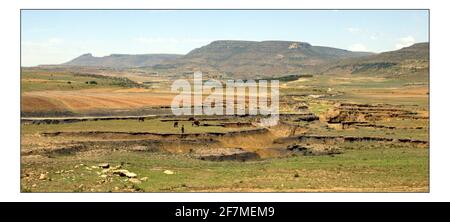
[20,67,429,192]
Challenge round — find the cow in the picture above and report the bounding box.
[192,120,200,127]
[173,121,179,128]
[138,117,145,122]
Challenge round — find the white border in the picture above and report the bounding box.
[1,0,449,202]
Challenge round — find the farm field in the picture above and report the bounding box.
[20,67,429,192]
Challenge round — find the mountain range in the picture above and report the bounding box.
[60,40,429,77]
[321,42,429,75]
[63,53,182,68]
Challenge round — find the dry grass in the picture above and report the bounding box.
[22,88,175,113]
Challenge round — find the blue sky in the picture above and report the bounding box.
[21,10,429,66]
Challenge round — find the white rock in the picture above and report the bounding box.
[125,172,137,178]
[39,173,47,180]
[129,178,141,184]
[163,170,174,175]
[98,163,110,169]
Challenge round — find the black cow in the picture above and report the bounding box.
[192,120,200,127]
[173,121,179,128]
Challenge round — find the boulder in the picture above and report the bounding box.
[113,169,137,178]
[98,163,110,169]
[39,173,48,180]
[129,178,141,184]
[163,170,174,175]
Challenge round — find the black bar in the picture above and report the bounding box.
[0,202,448,220]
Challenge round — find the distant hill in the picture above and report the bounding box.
[63,53,183,68]
[59,41,428,78]
[158,40,373,78]
[321,43,429,75]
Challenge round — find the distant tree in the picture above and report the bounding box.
[89,81,98,85]
[67,81,71,84]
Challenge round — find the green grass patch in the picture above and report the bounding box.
[21,119,252,135]
[21,145,428,192]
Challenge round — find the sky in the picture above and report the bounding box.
[21,10,429,66]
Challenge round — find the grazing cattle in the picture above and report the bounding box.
[138,117,145,122]
[181,125,185,134]
[192,120,200,127]
[173,121,179,128]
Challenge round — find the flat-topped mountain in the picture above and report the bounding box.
[162,40,373,77]
[59,41,428,77]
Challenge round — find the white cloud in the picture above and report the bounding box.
[22,37,63,48]
[395,36,416,49]
[132,37,215,54]
[134,37,212,44]
[21,38,86,66]
[48,38,63,44]
[349,43,369,52]
[346,27,361,34]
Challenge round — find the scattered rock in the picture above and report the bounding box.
[98,163,110,169]
[163,170,174,175]
[100,174,107,178]
[125,172,137,178]
[39,173,48,180]
[140,177,148,181]
[110,165,121,170]
[113,169,137,178]
[113,169,127,176]
[129,178,141,184]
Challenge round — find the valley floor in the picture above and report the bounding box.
[21,145,428,192]
[20,69,429,192]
